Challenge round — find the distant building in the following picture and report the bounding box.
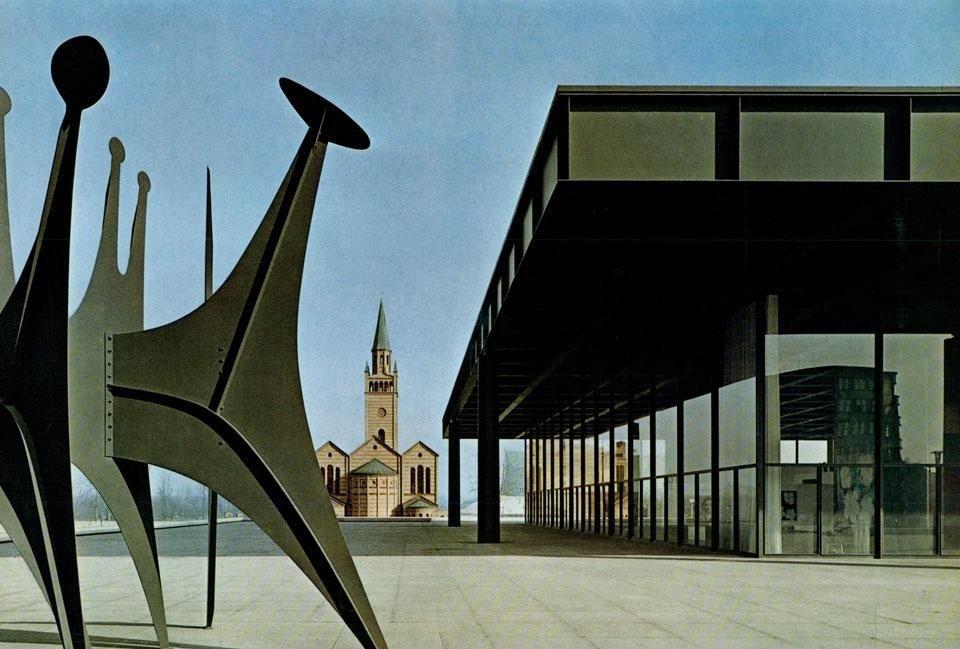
[315,301,439,517]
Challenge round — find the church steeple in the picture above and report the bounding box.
[371,299,392,375]
[372,299,391,351]
[364,299,398,448]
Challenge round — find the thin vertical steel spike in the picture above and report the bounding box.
[0,35,110,649]
[204,165,219,629]
[68,135,167,649]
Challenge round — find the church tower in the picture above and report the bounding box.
[364,300,398,448]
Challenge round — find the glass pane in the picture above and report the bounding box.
[631,479,641,538]
[642,479,652,540]
[684,395,712,472]
[780,440,797,463]
[770,465,817,555]
[822,466,874,555]
[656,477,666,541]
[719,470,735,550]
[684,474,696,544]
[719,378,756,468]
[798,440,828,464]
[698,473,712,547]
[766,334,875,465]
[883,464,936,555]
[883,334,948,465]
[637,417,651,478]
[666,475,679,543]
[739,467,757,553]
[658,407,678,475]
[945,466,960,555]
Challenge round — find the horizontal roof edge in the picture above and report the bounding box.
[557,85,960,95]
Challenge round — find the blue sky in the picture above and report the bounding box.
[1,1,958,505]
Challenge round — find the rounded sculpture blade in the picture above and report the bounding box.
[279,78,370,150]
[51,36,109,110]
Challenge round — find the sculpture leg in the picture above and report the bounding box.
[78,461,169,648]
[0,406,88,648]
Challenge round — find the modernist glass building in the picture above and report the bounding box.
[443,86,960,557]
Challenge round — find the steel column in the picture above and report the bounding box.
[478,352,499,543]
[448,422,460,527]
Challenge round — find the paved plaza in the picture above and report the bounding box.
[0,520,958,648]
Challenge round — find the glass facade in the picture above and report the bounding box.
[522,326,960,557]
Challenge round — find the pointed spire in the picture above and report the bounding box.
[365,361,370,373]
[371,299,390,351]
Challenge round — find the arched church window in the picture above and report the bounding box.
[378,429,385,442]
[417,465,424,493]
[321,466,325,482]
[369,382,373,392]
[410,467,415,492]
[326,464,334,492]
[425,467,431,494]
[335,467,341,494]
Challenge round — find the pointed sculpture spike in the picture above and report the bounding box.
[0,34,110,649]
[205,167,213,301]
[204,165,219,629]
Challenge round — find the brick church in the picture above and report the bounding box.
[315,301,439,517]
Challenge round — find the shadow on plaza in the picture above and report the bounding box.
[3,520,956,569]
[0,624,232,649]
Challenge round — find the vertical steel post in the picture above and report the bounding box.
[478,352,500,543]
[448,421,460,527]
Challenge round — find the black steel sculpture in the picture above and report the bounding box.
[0,35,387,649]
[0,35,109,648]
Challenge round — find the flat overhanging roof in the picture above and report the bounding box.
[443,87,960,441]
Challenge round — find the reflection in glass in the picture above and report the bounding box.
[642,479,651,540]
[719,470,735,550]
[822,466,874,555]
[666,475,679,542]
[684,474,696,544]
[684,395,711,472]
[739,467,757,553]
[697,473,712,547]
[764,334,874,554]
[946,466,960,555]
[883,464,936,555]
[719,379,756,468]
[772,465,817,554]
[656,477,665,541]
[659,407,678,475]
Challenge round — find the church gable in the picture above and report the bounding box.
[316,442,349,499]
[315,441,348,459]
[402,443,437,498]
[350,437,400,475]
[402,441,438,458]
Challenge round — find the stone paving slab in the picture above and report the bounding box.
[0,521,957,648]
